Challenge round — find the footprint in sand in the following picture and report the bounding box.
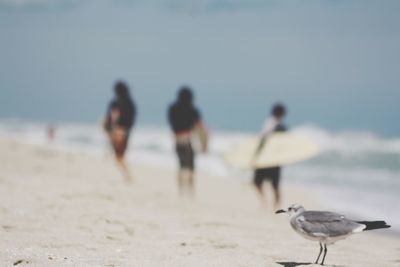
[2,225,15,231]
[105,219,135,235]
[13,259,30,266]
[208,239,238,249]
[180,237,238,249]
[194,221,231,227]
[106,235,121,241]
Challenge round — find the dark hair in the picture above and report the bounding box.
[271,103,286,118]
[177,86,193,105]
[114,81,130,99]
[113,81,134,115]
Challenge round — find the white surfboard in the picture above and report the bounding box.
[191,124,208,153]
[224,132,319,169]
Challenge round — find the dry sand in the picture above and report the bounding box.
[0,137,399,267]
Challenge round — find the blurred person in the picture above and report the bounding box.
[253,103,287,208]
[46,123,56,142]
[104,81,137,183]
[168,86,208,196]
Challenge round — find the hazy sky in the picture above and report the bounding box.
[0,0,399,135]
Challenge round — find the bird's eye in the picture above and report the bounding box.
[288,207,292,211]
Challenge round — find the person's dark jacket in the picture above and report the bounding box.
[168,102,200,133]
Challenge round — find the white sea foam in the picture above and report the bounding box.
[293,124,400,154]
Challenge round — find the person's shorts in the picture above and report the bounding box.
[176,141,194,170]
[253,167,281,189]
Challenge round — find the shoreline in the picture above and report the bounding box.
[0,137,399,266]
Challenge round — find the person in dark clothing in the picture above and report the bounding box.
[253,103,287,208]
[104,81,136,183]
[168,86,207,196]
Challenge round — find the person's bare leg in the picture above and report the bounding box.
[186,170,195,197]
[179,169,193,197]
[272,176,281,209]
[112,134,132,182]
[273,186,281,210]
[255,184,267,207]
[116,156,133,183]
[111,127,132,183]
[177,169,185,195]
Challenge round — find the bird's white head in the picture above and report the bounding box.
[275,204,305,218]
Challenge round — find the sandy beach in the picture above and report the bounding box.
[0,137,399,267]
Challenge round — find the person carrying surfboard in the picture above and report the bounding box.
[253,103,287,208]
[167,86,208,196]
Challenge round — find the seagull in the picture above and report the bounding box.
[275,204,390,265]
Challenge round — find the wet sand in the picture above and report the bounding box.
[0,137,399,266]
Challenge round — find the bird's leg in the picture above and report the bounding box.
[315,242,323,264]
[321,244,328,265]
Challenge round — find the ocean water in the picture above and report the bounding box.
[0,119,399,233]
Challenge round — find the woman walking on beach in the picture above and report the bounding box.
[104,81,137,183]
[168,86,208,196]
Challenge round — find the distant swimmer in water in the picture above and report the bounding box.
[104,81,137,183]
[46,123,56,142]
[253,103,287,208]
[168,86,208,196]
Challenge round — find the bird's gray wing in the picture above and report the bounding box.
[294,211,362,237]
[302,211,345,222]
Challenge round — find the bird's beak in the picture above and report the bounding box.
[275,209,286,214]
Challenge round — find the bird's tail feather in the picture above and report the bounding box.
[357,221,391,231]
